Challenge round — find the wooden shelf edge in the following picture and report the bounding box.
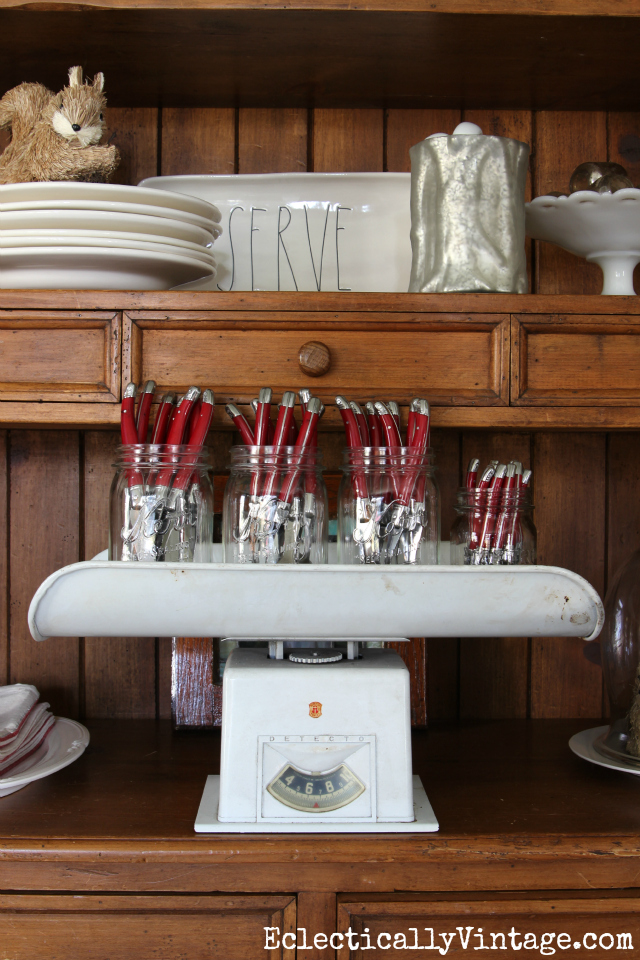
[0,403,120,428]
[2,0,638,14]
[1,291,639,315]
[3,402,640,430]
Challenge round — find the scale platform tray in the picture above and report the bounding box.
[29,556,604,643]
[195,775,439,833]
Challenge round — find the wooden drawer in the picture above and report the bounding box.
[338,895,640,958]
[123,312,509,405]
[0,312,120,403]
[0,894,295,959]
[512,314,640,405]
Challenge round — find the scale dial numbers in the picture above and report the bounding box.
[267,763,365,812]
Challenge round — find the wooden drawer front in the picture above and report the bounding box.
[0,894,295,959]
[512,314,640,405]
[123,313,509,405]
[338,896,640,958]
[0,312,120,402]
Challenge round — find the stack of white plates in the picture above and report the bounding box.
[0,182,222,290]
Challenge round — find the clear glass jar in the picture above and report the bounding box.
[598,550,640,764]
[223,446,328,564]
[449,488,536,565]
[109,444,214,562]
[337,447,439,565]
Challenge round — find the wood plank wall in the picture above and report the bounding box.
[4,107,640,722]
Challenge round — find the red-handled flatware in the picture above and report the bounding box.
[273,392,296,448]
[388,401,401,436]
[121,382,138,446]
[336,396,363,450]
[136,380,156,443]
[350,401,370,446]
[278,399,322,506]
[262,392,296,499]
[171,389,215,495]
[225,403,255,445]
[365,401,383,446]
[151,394,175,444]
[465,457,480,489]
[254,387,272,445]
[477,463,506,557]
[374,401,402,448]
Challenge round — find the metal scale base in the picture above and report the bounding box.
[195,775,439,833]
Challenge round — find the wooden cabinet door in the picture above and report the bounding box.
[338,894,640,958]
[0,311,120,402]
[0,894,295,959]
[123,311,510,407]
[512,314,640,405]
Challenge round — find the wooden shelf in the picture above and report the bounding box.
[0,290,638,314]
[0,719,636,877]
[1,719,637,955]
[0,7,639,110]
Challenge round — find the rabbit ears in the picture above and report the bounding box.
[68,66,104,92]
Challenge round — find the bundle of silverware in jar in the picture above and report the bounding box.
[449,458,536,566]
[222,388,327,565]
[336,397,439,565]
[111,381,215,562]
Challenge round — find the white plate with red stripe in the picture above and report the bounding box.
[0,717,89,797]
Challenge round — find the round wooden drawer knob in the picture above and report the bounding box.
[298,341,331,378]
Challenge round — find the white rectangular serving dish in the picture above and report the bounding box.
[139,173,412,293]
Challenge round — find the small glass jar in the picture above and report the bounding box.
[338,447,439,565]
[223,446,328,564]
[449,488,536,565]
[109,444,214,562]
[598,550,640,764]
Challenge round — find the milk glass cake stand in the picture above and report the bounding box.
[29,554,603,834]
[526,188,640,295]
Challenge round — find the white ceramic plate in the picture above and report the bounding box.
[139,173,412,292]
[0,234,216,265]
[568,725,640,776]
[0,181,221,223]
[0,199,218,233]
[0,227,218,252]
[0,246,215,290]
[0,208,219,246]
[0,717,89,797]
[526,188,640,295]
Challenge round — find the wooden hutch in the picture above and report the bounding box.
[0,1,639,955]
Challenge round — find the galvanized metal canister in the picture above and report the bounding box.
[409,131,530,293]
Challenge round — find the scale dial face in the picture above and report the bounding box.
[267,762,365,812]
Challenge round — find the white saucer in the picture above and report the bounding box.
[0,245,215,289]
[0,209,219,246]
[0,234,216,265]
[0,227,218,252]
[569,725,640,776]
[0,181,221,223]
[0,199,218,233]
[0,717,90,797]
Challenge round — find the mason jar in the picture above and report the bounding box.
[450,488,536,565]
[109,444,214,562]
[223,446,328,564]
[337,447,439,565]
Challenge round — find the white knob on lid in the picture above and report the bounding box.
[453,121,483,135]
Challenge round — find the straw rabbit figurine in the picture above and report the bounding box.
[0,66,119,184]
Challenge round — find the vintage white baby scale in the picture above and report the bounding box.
[29,549,603,833]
